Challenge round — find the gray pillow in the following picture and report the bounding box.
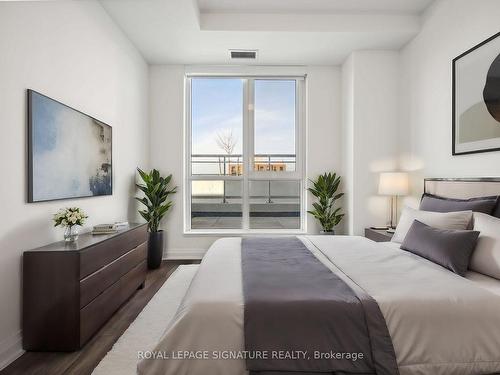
[401,220,480,276]
[494,204,500,219]
[420,193,498,215]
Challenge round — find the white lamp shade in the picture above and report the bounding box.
[378,172,409,196]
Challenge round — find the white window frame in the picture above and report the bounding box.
[184,75,307,234]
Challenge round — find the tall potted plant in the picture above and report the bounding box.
[136,168,177,269]
[307,172,344,234]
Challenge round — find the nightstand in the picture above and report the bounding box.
[364,228,394,242]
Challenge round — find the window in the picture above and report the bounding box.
[185,76,305,233]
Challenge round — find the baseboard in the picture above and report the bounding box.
[164,248,206,260]
[0,330,24,371]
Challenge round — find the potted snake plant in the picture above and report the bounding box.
[136,168,177,269]
[307,172,344,234]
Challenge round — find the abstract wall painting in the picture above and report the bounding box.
[28,90,112,202]
[453,31,500,155]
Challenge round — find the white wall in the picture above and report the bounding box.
[150,65,343,257]
[306,66,344,234]
[0,1,149,368]
[341,55,355,234]
[399,0,500,201]
[342,51,400,235]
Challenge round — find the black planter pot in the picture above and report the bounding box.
[319,230,335,235]
[148,231,164,269]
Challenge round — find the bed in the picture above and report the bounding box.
[138,178,500,375]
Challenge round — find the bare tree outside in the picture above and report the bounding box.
[216,129,238,155]
[215,130,238,175]
[215,130,238,203]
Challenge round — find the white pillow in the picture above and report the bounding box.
[470,212,500,279]
[391,207,473,244]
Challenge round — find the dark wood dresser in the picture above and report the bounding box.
[23,223,148,351]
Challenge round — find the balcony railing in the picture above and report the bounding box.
[190,153,300,220]
[191,153,296,175]
[192,185,300,206]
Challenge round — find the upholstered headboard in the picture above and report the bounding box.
[424,178,500,199]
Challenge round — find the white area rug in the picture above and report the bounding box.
[92,265,199,375]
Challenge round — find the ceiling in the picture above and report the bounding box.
[99,0,435,65]
[198,0,434,14]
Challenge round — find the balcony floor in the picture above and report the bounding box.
[191,216,300,230]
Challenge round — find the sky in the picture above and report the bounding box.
[191,78,296,156]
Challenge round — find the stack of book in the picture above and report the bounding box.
[114,221,129,229]
[92,221,129,235]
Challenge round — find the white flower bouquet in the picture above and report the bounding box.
[53,207,88,228]
[53,207,88,242]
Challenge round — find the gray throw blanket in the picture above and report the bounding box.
[241,237,399,375]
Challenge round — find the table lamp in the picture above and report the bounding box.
[378,172,409,230]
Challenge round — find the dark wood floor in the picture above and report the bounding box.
[2,260,199,375]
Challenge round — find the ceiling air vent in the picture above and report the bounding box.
[229,49,258,60]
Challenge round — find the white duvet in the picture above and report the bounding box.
[138,235,500,375]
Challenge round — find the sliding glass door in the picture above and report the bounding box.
[185,76,305,233]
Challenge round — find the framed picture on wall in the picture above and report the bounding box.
[453,31,500,155]
[28,90,113,202]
